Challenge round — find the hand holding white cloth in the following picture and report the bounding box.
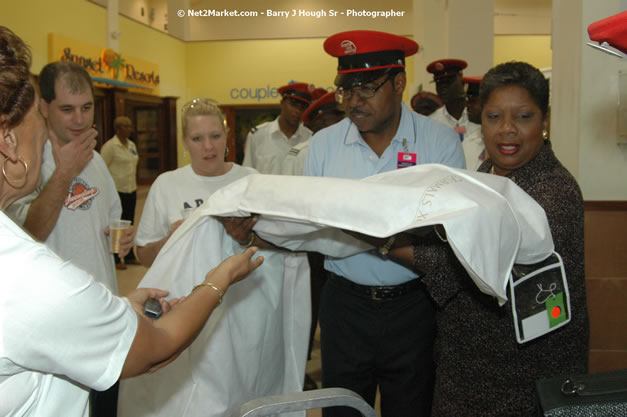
[169,164,553,304]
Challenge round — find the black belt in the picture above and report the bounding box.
[329,272,423,301]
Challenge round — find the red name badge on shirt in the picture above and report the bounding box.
[397,152,417,169]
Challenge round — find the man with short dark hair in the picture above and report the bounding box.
[6,61,133,417]
[242,82,313,174]
[304,31,465,417]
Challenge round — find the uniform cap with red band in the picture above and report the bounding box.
[278,82,316,105]
[426,59,468,81]
[302,91,341,123]
[463,76,483,98]
[324,30,418,88]
[587,10,627,55]
[311,87,328,101]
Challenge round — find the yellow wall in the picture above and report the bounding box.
[2,0,107,72]
[185,38,415,105]
[2,0,415,167]
[1,0,189,164]
[1,0,538,169]
[494,35,552,69]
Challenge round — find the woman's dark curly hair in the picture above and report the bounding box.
[0,26,34,130]
[479,61,549,117]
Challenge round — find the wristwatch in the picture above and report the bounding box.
[378,235,397,258]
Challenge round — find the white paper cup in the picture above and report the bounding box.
[110,219,131,253]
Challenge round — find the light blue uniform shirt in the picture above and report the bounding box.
[304,103,466,286]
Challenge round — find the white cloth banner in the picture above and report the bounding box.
[119,164,552,417]
[169,164,554,305]
[118,225,310,417]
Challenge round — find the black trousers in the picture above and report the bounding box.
[114,191,136,263]
[307,251,327,360]
[90,380,119,417]
[320,273,436,417]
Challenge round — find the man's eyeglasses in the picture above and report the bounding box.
[337,74,391,102]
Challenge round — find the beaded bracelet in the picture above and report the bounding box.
[192,282,225,304]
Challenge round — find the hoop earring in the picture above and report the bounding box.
[542,129,549,140]
[2,156,28,188]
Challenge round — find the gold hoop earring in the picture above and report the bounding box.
[542,129,549,140]
[2,156,28,188]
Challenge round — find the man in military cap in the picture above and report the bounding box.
[302,91,344,134]
[463,75,482,124]
[242,82,313,174]
[427,59,484,170]
[427,58,468,123]
[304,30,465,417]
[281,90,344,176]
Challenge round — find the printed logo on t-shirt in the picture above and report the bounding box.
[183,199,204,209]
[64,177,100,210]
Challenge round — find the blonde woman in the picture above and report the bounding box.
[136,99,256,266]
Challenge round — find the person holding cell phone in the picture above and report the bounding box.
[0,26,264,417]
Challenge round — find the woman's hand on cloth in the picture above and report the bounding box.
[121,247,265,378]
[205,246,265,288]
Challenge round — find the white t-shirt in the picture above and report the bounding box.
[242,117,312,174]
[0,211,137,417]
[136,163,256,247]
[5,141,122,293]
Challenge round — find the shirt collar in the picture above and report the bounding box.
[270,116,309,139]
[442,106,469,126]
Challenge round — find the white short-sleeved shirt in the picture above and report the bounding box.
[242,117,312,174]
[304,103,466,286]
[280,140,310,175]
[429,106,485,170]
[0,212,137,417]
[462,129,487,171]
[5,141,122,293]
[136,163,256,247]
[100,135,139,193]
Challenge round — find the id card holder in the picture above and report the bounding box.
[397,152,417,169]
[509,252,571,344]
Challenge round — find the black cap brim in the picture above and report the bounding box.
[335,68,391,89]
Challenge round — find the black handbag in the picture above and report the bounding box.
[536,368,627,416]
